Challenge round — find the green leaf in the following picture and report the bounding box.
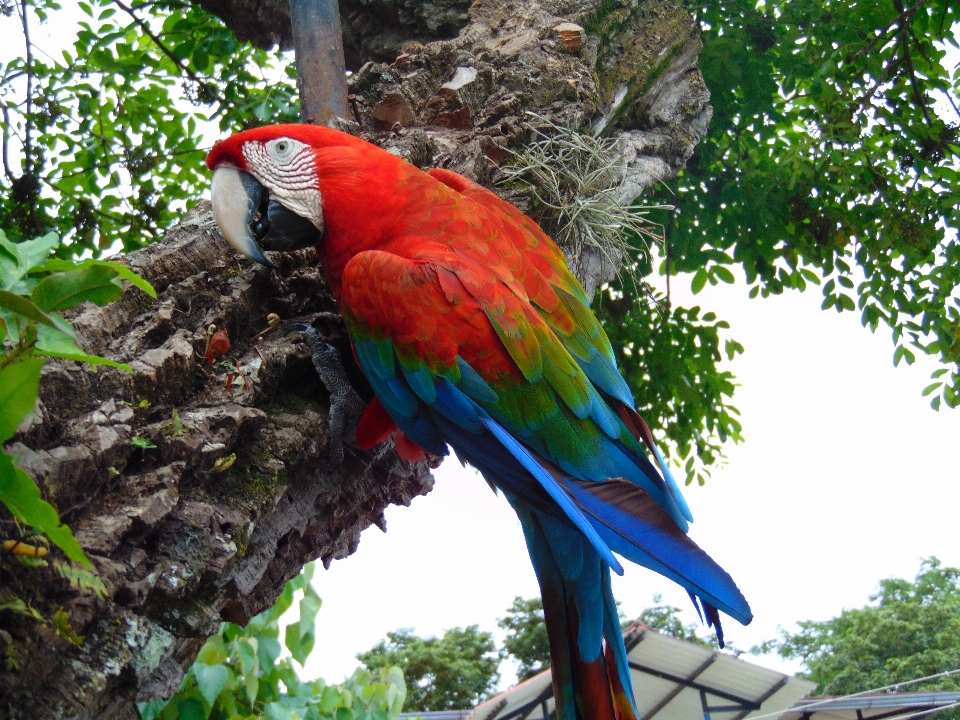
[32,266,124,312]
[193,662,230,706]
[286,591,321,666]
[0,232,60,290]
[0,451,90,566]
[320,686,343,713]
[0,289,64,331]
[257,635,282,668]
[195,634,227,666]
[264,703,295,720]
[921,382,942,397]
[176,697,207,720]
[137,698,168,720]
[894,346,907,367]
[0,357,45,443]
[691,268,708,294]
[236,638,259,702]
[35,324,131,370]
[43,258,156,298]
[714,266,735,284]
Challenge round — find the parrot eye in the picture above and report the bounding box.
[268,138,297,162]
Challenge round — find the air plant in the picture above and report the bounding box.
[501,114,671,296]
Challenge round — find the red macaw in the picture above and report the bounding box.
[206,124,751,720]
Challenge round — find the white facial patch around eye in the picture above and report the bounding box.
[241,138,324,231]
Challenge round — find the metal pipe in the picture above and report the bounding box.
[289,0,350,125]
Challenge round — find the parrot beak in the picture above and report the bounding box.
[210,166,321,269]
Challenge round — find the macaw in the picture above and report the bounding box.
[206,124,751,720]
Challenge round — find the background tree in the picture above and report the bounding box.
[357,626,501,711]
[637,594,717,648]
[658,0,960,410]
[758,557,960,717]
[498,597,550,683]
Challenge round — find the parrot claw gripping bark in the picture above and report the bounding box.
[290,322,366,465]
[207,125,752,720]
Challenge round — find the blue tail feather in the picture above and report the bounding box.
[509,495,638,720]
[560,476,752,626]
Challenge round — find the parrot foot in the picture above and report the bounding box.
[292,322,366,466]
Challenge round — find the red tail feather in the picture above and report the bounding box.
[356,397,396,449]
[604,642,638,720]
[356,397,427,461]
[611,401,658,456]
[564,599,637,720]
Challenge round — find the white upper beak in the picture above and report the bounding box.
[210,165,276,268]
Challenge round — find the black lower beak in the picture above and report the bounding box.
[259,196,321,254]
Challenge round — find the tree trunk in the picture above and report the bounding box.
[0,0,710,716]
[0,216,436,718]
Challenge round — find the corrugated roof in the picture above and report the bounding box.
[779,691,960,719]
[400,711,474,720]
[468,624,816,720]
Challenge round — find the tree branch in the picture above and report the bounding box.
[846,0,930,66]
[0,101,14,182]
[111,0,227,105]
[16,0,32,176]
[897,13,934,128]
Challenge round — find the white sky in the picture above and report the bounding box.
[300,272,960,688]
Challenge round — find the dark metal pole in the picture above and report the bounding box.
[290,0,350,125]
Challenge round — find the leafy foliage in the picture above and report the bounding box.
[599,285,744,486]
[139,563,408,720]
[758,558,960,717]
[668,0,960,409]
[357,626,501,711]
[0,230,154,564]
[637,593,715,648]
[1,0,298,257]
[498,597,551,682]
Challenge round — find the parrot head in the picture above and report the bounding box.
[207,125,338,268]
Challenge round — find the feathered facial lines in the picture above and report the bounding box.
[241,137,324,232]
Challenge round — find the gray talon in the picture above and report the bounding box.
[292,322,366,465]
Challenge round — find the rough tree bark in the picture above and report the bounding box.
[0,0,710,716]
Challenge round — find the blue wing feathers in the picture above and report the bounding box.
[480,415,625,575]
[349,283,750,665]
[401,364,437,404]
[455,357,499,403]
[431,377,486,432]
[362,366,419,418]
[561,477,752,626]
